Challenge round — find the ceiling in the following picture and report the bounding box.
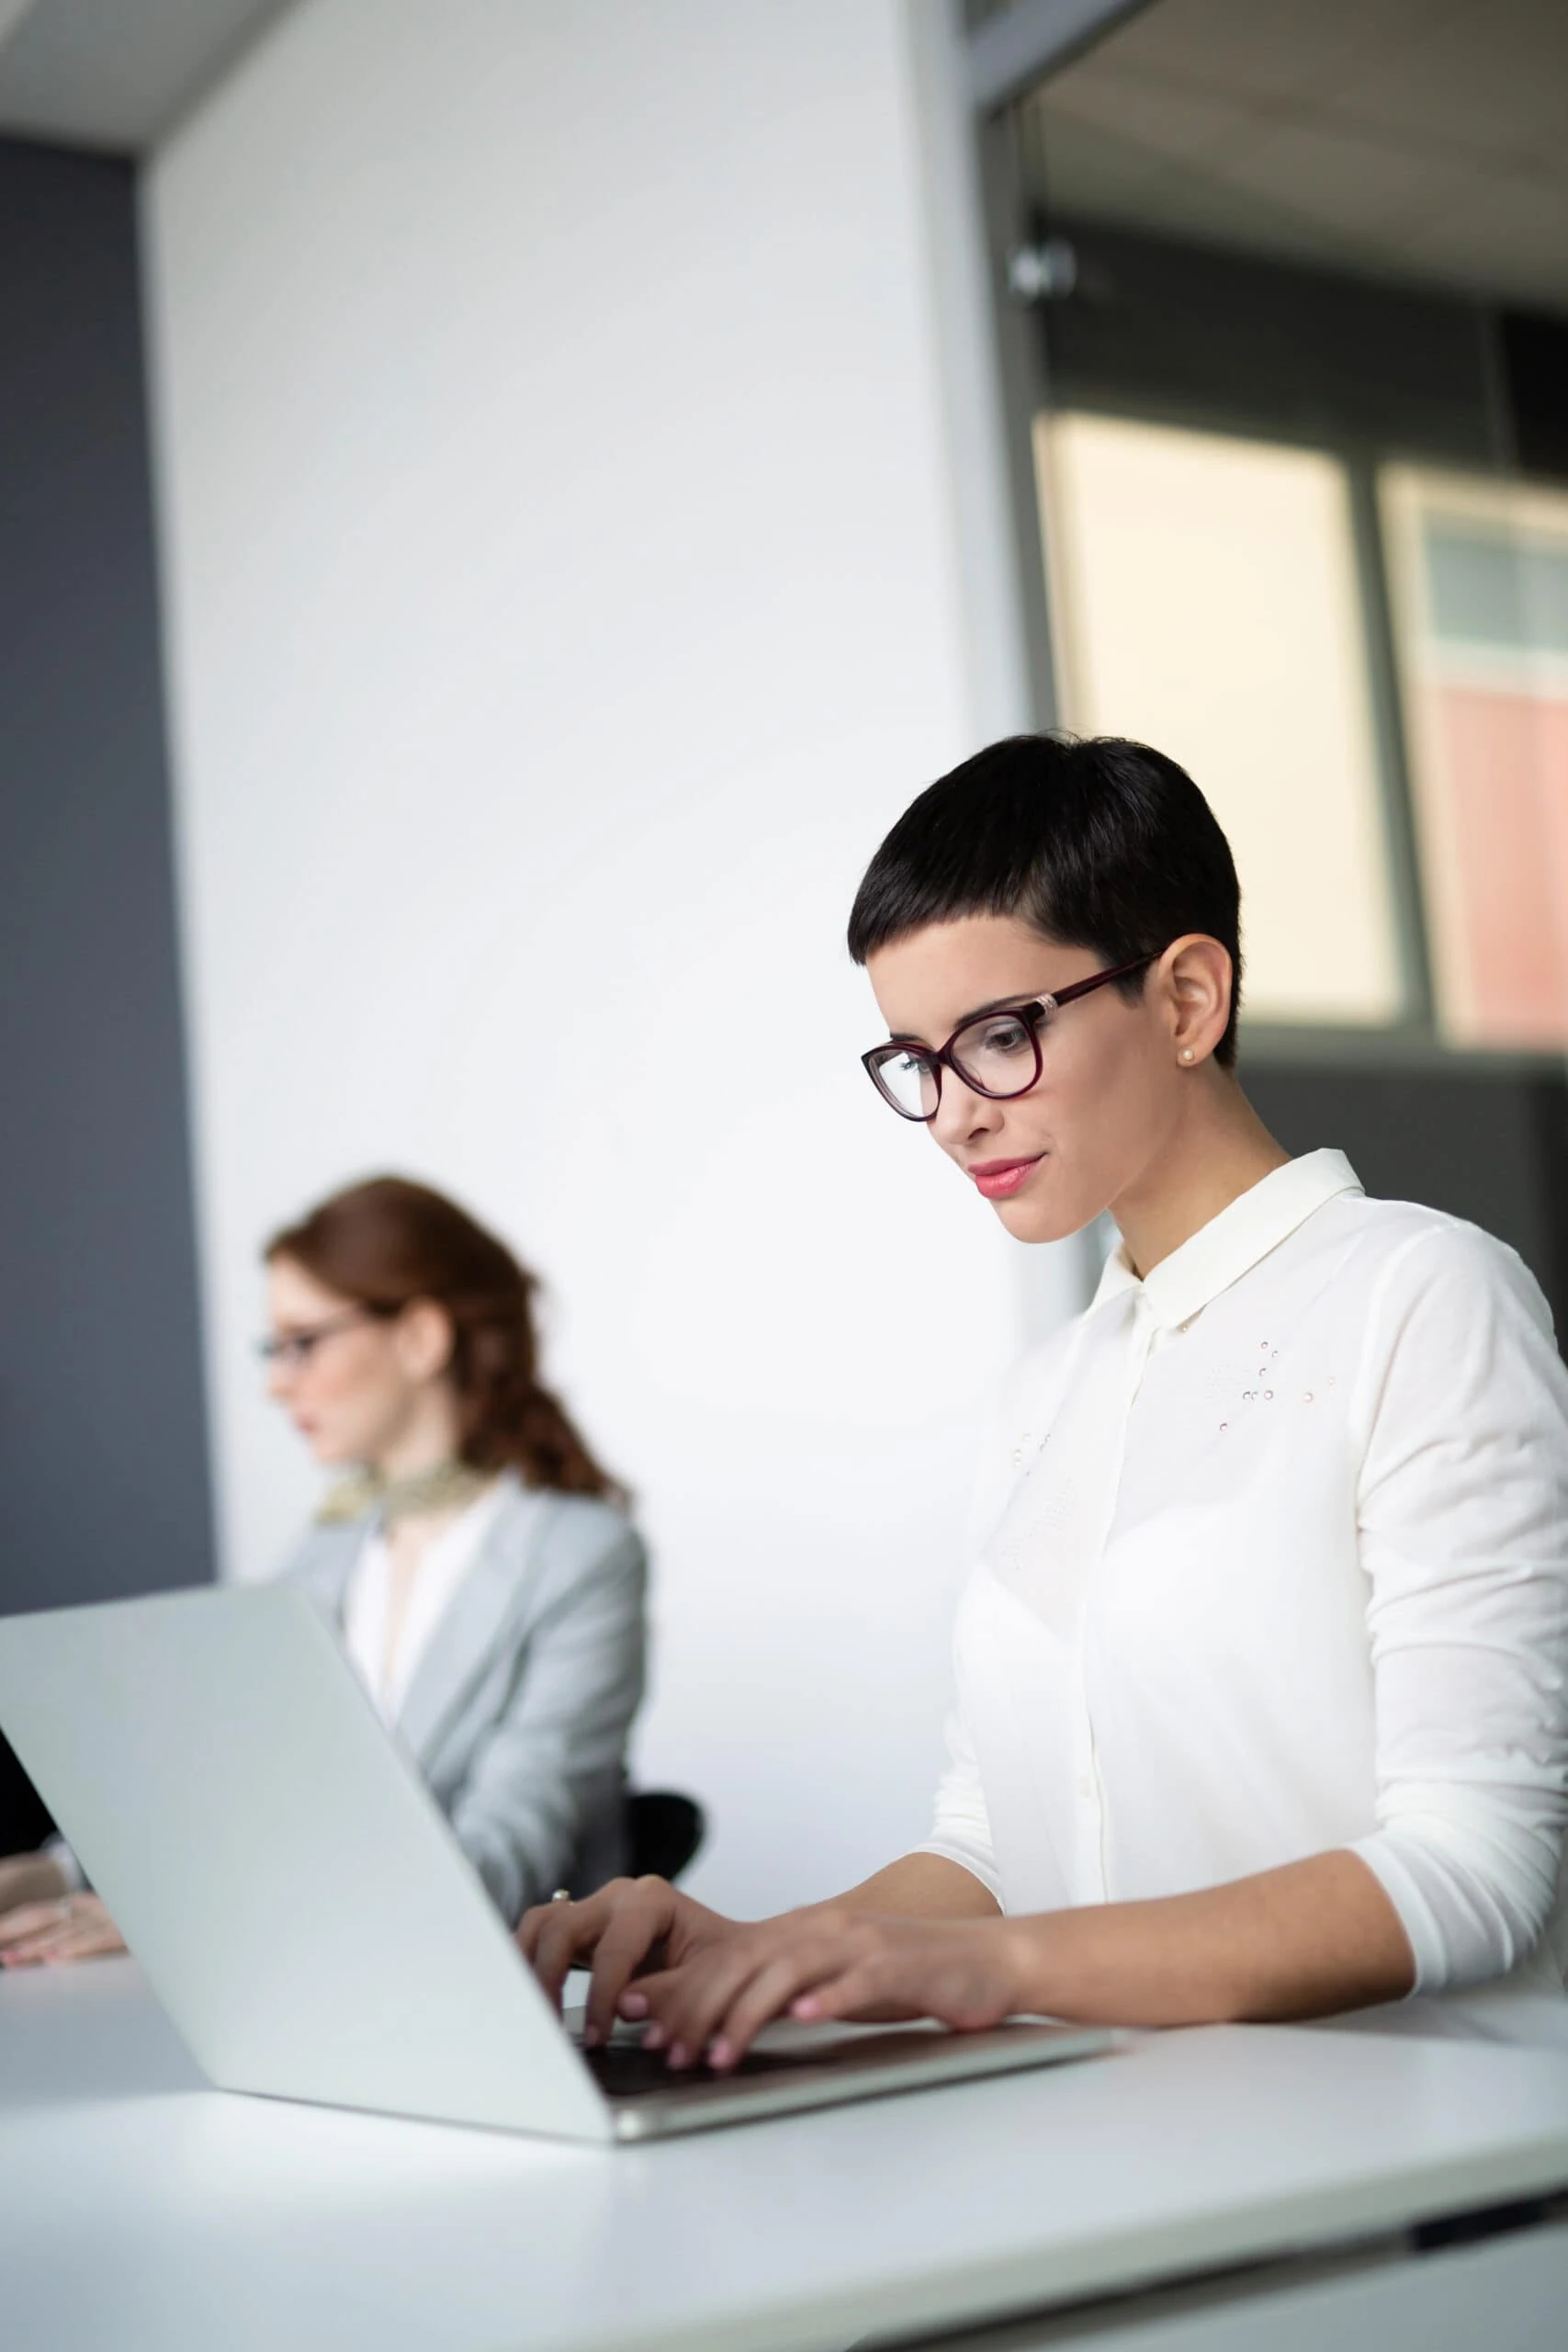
[1022,0,1568,314]
[0,0,1562,316]
[0,0,295,152]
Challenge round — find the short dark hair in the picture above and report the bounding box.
[846,733,1244,1067]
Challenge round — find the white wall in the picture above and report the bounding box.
[144,0,1075,1917]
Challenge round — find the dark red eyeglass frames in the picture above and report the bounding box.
[861,953,1159,1121]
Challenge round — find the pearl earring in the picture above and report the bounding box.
[1180,1048,1195,1063]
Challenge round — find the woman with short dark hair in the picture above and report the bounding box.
[1,1176,646,1964]
[525,732,1568,2065]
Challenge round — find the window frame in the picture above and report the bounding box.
[969,104,1565,1076]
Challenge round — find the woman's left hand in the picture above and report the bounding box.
[626,1907,1031,2072]
[0,1892,128,1967]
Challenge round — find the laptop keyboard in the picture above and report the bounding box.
[583,2039,799,2098]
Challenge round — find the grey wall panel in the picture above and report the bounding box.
[0,135,213,1632]
[1242,1064,1568,1349]
[1041,219,1499,465]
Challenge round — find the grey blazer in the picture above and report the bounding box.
[280,1475,647,1926]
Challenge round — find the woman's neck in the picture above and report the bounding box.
[1111,1075,1289,1281]
[371,1390,465,1484]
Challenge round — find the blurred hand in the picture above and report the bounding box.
[0,1851,69,1916]
[0,1891,128,1967]
[517,1875,739,2048]
[628,1908,1029,2072]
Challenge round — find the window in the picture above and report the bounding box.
[1381,467,1568,1049]
[1038,412,1404,1029]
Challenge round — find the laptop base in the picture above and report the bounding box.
[583,2017,1121,2140]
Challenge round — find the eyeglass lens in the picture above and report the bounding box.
[257,1312,365,1366]
[874,1004,1048,1117]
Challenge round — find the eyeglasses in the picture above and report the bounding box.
[861,954,1158,1123]
[256,1309,378,1371]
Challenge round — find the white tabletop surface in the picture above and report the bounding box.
[5,1960,1568,2352]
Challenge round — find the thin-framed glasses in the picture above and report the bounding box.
[861,954,1158,1123]
[256,1309,377,1371]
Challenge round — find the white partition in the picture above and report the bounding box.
[141,0,1086,1916]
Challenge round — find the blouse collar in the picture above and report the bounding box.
[1092,1148,1363,1334]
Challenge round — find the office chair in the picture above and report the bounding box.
[624,1790,705,1883]
[0,1733,51,1860]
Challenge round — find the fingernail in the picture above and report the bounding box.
[791,1996,820,2019]
[642,2023,666,2050]
[619,1990,649,2018]
[666,2041,691,2070]
[581,2023,600,2049]
[708,2038,733,2071]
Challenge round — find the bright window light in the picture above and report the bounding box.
[1038,412,1404,1029]
[1381,466,1568,1050]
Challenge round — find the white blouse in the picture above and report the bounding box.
[343,1476,511,1724]
[920,1149,1568,2040]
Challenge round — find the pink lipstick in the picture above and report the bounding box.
[967,1155,1044,1199]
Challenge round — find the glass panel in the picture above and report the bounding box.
[1381,467,1568,1049]
[1038,411,1404,1028]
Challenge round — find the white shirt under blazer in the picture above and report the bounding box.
[920,1150,1568,2041]
[341,1478,513,1726]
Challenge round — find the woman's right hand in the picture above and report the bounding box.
[517,1876,739,2048]
[0,1851,68,1917]
[0,1891,127,1967]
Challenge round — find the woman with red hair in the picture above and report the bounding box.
[1,1176,646,1963]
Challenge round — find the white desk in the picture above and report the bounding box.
[4,1960,1567,2352]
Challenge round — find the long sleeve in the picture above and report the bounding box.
[40,1835,85,1892]
[1349,1223,1568,1992]
[916,1704,1001,1901]
[446,1519,647,1923]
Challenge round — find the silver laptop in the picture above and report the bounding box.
[0,1586,1116,2143]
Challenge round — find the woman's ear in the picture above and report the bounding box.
[1161,934,1234,1066]
[393,1298,456,1385]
